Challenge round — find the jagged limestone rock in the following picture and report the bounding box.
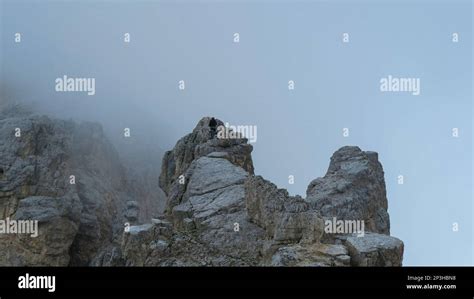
[344,233,404,266]
[125,201,140,224]
[131,117,403,267]
[159,117,254,208]
[244,175,324,245]
[0,110,159,266]
[169,155,265,264]
[1,111,404,267]
[0,195,81,266]
[306,146,390,235]
[270,244,351,267]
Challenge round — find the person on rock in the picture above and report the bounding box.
[209,117,217,139]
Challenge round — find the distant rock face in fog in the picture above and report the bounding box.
[119,117,404,267]
[0,106,164,266]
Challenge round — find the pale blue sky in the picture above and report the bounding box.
[1,0,472,265]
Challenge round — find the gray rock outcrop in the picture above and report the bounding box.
[0,108,404,267]
[345,233,404,266]
[159,117,254,211]
[2,195,81,266]
[0,106,163,266]
[306,146,390,235]
[119,117,404,267]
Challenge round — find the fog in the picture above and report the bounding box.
[1,0,472,266]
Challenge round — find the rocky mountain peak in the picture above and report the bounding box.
[0,112,404,267]
[159,117,254,213]
[121,117,404,266]
[306,145,390,235]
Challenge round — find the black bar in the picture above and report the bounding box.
[0,267,472,298]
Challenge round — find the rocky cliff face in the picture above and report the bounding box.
[119,117,404,267]
[0,105,162,266]
[0,109,403,266]
[306,146,390,235]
